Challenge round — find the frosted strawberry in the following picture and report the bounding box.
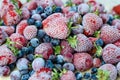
[35,43,53,59]
[29,68,52,80]
[53,0,63,6]
[0,66,10,76]
[35,0,54,8]
[72,0,84,5]
[100,25,120,44]
[0,28,8,45]
[0,26,15,36]
[98,64,117,80]
[21,7,30,19]
[102,44,120,64]
[42,13,69,39]
[68,34,93,52]
[23,0,37,11]
[114,39,120,47]
[82,13,103,36]
[16,20,28,35]
[116,62,120,76]
[93,58,101,67]
[2,10,20,26]
[60,71,76,80]
[10,33,27,49]
[23,25,37,40]
[0,45,16,66]
[73,53,93,71]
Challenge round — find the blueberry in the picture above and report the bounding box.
[41,13,48,19]
[107,15,114,25]
[43,35,51,42]
[44,6,53,15]
[50,39,60,46]
[91,67,98,74]
[45,60,54,69]
[75,72,83,80]
[28,46,35,54]
[84,73,91,79]
[31,14,42,21]
[27,18,35,25]
[30,38,39,47]
[21,47,29,55]
[21,74,30,80]
[8,63,16,71]
[17,50,24,58]
[49,55,57,63]
[31,10,37,15]
[29,70,35,76]
[56,55,64,64]
[20,69,28,75]
[91,74,97,80]
[70,6,77,12]
[37,30,46,39]
[54,7,62,13]
[36,6,44,14]
[26,54,34,62]
[63,63,75,71]
[35,21,42,28]
[95,38,104,46]
[10,70,21,80]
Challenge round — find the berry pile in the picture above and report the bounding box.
[0,0,120,80]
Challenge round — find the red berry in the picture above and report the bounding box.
[21,7,30,19]
[93,58,101,67]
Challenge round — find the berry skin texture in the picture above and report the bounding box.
[29,68,52,80]
[32,58,45,72]
[23,25,37,40]
[10,33,27,49]
[0,28,8,45]
[116,62,120,76]
[2,10,20,26]
[42,13,69,39]
[99,64,117,80]
[16,58,29,70]
[0,66,10,76]
[0,45,16,66]
[16,20,28,35]
[100,25,120,44]
[60,71,76,80]
[93,58,101,68]
[102,44,120,64]
[10,70,21,80]
[21,7,30,19]
[35,43,53,59]
[82,13,103,36]
[73,53,93,71]
[74,34,93,52]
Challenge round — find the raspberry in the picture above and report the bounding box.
[73,53,93,71]
[23,25,37,40]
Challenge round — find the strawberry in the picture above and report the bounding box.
[98,64,117,80]
[72,0,84,5]
[102,44,120,64]
[112,4,120,15]
[23,0,37,11]
[35,0,54,8]
[82,13,103,36]
[60,70,76,80]
[42,13,69,39]
[73,53,93,71]
[100,25,120,44]
[93,58,101,67]
[29,68,52,80]
[0,28,8,45]
[16,20,28,35]
[0,26,15,36]
[35,43,53,59]
[21,7,30,19]
[9,33,27,49]
[53,0,64,6]
[2,10,21,26]
[114,39,120,47]
[63,52,73,63]
[68,34,93,52]
[0,45,16,66]
[116,62,120,76]
[23,25,37,40]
